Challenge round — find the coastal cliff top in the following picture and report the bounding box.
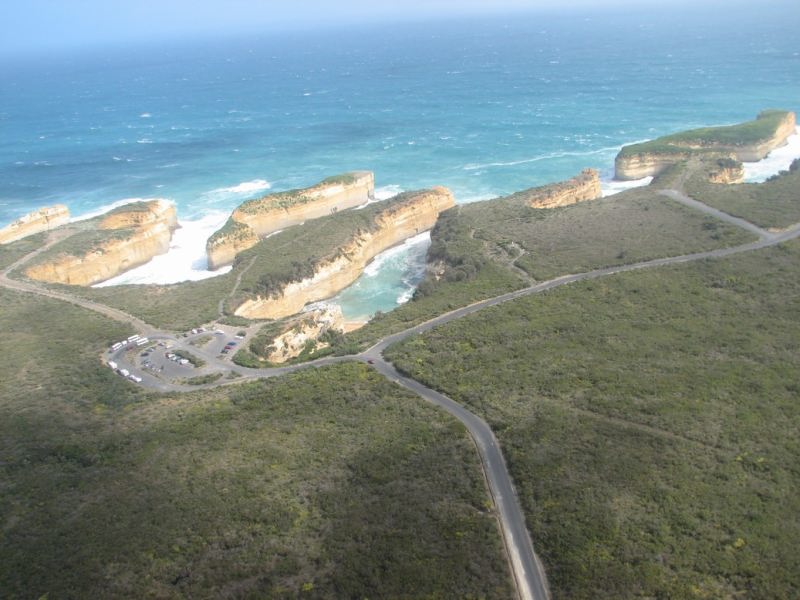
[100,199,175,230]
[618,110,796,158]
[236,171,373,215]
[230,187,452,302]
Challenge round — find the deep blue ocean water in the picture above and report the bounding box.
[1,5,798,319]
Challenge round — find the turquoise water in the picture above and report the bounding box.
[1,5,798,318]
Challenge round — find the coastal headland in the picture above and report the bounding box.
[0,205,70,245]
[206,171,375,269]
[24,200,177,286]
[615,110,796,180]
[232,187,455,319]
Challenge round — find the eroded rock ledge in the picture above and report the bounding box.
[25,200,177,286]
[615,110,797,180]
[233,187,455,320]
[0,205,70,245]
[207,172,374,269]
[518,169,602,208]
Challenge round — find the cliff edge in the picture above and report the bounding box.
[207,172,374,269]
[615,110,797,180]
[232,187,455,320]
[517,169,602,208]
[25,200,177,286]
[0,205,70,245]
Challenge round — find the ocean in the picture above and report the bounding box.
[1,5,798,320]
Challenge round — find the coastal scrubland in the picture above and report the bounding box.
[0,288,513,598]
[0,231,47,270]
[685,158,800,228]
[345,184,755,347]
[385,239,800,599]
[617,109,793,158]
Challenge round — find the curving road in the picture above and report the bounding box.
[4,190,800,600]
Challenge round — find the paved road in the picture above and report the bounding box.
[5,190,800,600]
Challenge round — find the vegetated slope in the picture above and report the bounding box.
[385,239,800,599]
[0,288,512,598]
[685,157,800,229]
[0,232,47,270]
[347,183,754,347]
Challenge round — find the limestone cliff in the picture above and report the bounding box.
[707,157,745,185]
[0,205,70,245]
[263,306,345,364]
[519,169,601,209]
[615,110,797,180]
[233,187,455,320]
[25,199,177,286]
[207,172,375,270]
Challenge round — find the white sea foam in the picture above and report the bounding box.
[137,138,153,144]
[200,179,272,203]
[601,176,653,197]
[139,112,152,118]
[94,210,233,286]
[462,144,624,171]
[374,185,403,201]
[363,231,430,277]
[743,126,800,182]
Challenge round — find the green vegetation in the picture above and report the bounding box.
[0,288,513,598]
[28,226,137,263]
[237,172,365,215]
[386,239,800,598]
[0,232,47,270]
[342,186,755,349]
[188,334,213,347]
[173,349,205,368]
[104,200,154,215]
[685,157,800,229]
[231,197,390,302]
[321,173,361,185]
[185,372,223,385]
[207,217,255,246]
[618,110,792,158]
[64,273,237,331]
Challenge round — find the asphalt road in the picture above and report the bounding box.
[4,189,800,600]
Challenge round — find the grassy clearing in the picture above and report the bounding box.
[385,239,800,598]
[684,158,800,229]
[0,289,512,598]
[28,225,136,264]
[62,273,237,331]
[0,232,48,270]
[343,186,754,349]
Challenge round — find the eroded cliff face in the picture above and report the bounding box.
[707,157,745,184]
[615,151,695,181]
[615,111,797,180]
[264,306,345,364]
[234,187,455,320]
[25,200,177,286]
[207,172,375,270]
[0,205,70,245]
[520,169,602,209]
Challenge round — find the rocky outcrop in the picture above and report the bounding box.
[707,157,745,184]
[519,169,602,209]
[264,306,344,363]
[233,187,455,320]
[615,110,797,180]
[25,199,177,286]
[0,205,70,245]
[207,172,374,270]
